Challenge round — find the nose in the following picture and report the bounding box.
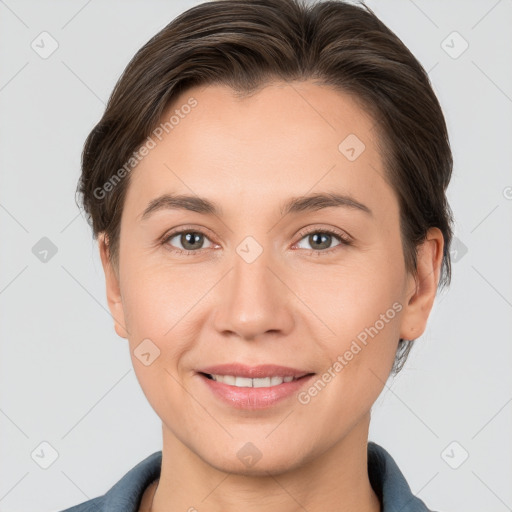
[212,245,295,341]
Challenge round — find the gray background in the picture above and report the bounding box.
[0,1,511,511]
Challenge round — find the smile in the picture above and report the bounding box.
[197,371,315,410]
[204,374,300,387]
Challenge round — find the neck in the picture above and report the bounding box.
[150,412,381,512]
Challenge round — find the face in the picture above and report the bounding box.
[100,81,442,475]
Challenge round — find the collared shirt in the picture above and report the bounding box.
[59,441,437,511]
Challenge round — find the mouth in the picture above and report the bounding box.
[199,372,314,388]
[194,363,316,409]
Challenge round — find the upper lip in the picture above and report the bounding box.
[197,363,313,379]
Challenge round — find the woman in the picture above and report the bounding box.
[61,0,453,510]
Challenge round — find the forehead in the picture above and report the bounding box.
[159,80,378,158]
[124,80,395,224]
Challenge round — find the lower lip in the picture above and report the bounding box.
[197,373,315,410]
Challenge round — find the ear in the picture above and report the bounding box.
[399,227,444,341]
[98,233,129,339]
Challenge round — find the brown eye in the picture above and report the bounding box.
[306,232,335,250]
[295,228,352,253]
[164,230,213,253]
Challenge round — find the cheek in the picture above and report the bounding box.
[121,260,204,337]
[122,267,195,417]
[299,254,403,394]
[120,262,212,394]
[298,251,403,331]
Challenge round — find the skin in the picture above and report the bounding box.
[99,81,444,512]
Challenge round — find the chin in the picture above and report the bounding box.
[201,446,306,477]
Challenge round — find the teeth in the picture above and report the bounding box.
[210,374,296,387]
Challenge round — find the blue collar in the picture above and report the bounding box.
[60,441,436,511]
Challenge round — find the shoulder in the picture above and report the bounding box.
[367,441,440,512]
[56,451,162,512]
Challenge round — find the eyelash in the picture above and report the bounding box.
[161,226,353,257]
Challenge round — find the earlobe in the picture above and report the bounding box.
[399,228,444,341]
[98,233,129,339]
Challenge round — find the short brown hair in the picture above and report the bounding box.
[77,0,454,375]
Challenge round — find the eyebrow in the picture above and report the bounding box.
[281,192,372,217]
[139,192,372,221]
[140,194,222,220]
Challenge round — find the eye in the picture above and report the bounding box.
[294,228,352,254]
[161,226,352,256]
[163,229,214,254]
